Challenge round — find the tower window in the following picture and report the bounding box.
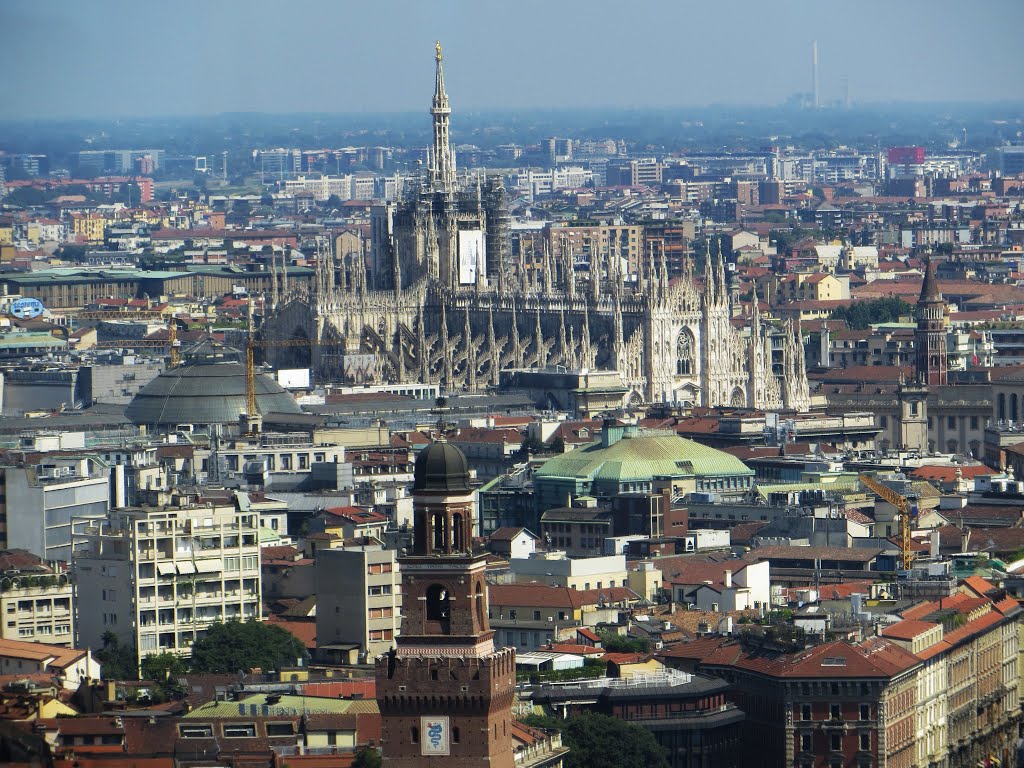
[426,584,451,630]
[411,727,419,744]
[452,726,460,744]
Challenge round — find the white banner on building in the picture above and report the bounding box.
[421,715,450,756]
[458,228,486,285]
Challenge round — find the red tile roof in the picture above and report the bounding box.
[881,619,939,641]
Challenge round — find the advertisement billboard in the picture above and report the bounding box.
[458,229,486,285]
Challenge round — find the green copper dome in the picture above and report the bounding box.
[535,431,753,485]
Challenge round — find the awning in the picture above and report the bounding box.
[156,562,175,576]
[195,559,222,573]
[176,561,196,575]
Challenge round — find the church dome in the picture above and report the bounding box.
[413,439,470,492]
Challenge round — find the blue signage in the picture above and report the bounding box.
[10,298,45,320]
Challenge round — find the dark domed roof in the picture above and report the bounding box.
[413,439,470,492]
[125,359,302,428]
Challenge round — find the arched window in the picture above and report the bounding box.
[432,512,445,552]
[452,512,464,552]
[998,393,1007,421]
[676,329,695,376]
[730,387,745,408]
[475,581,486,628]
[426,584,450,631]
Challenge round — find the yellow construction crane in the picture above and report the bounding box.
[244,336,316,423]
[94,316,188,366]
[859,473,919,570]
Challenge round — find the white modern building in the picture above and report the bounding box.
[73,500,262,665]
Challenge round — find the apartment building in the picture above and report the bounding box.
[662,585,1021,767]
[0,550,74,647]
[1,458,110,561]
[73,500,262,664]
[315,545,401,662]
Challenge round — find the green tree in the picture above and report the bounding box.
[140,651,188,683]
[189,620,307,674]
[561,713,669,768]
[829,297,913,330]
[515,435,543,459]
[597,630,650,654]
[95,631,138,681]
[324,194,343,211]
[351,746,383,768]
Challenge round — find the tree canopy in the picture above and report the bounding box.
[526,712,669,768]
[188,620,307,674]
[95,631,138,681]
[829,297,913,330]
[597,630,650,654]
[351,746,382,768]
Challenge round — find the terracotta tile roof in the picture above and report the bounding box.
[547,643,605,656]
[960,575,998,597]
[265,617,316,650]
[489,527,536,542]
[0,638,86,669]
[881,619,940,641]
[909,465,995,483]
[662,636,920,679]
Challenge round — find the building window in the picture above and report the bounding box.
[830,734,841,751]
[411,727,419,744]
[860,733,870,751]
[179,725,213,738]
[426,584,450,625]
[452,726,460,744]
[948,416,956,429]
[801,734,812,752]
[859,704,870,721]
[533,610,541,621]
[830,704,841,720]
[801,705,811,721]
[223,724,256,738]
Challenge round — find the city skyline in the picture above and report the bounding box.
[2,0,1023,120]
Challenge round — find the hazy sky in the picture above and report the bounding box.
[2,0,1023,119]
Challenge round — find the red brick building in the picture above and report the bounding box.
[375,438,516,767]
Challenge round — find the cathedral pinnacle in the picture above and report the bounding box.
[429,41,455,190]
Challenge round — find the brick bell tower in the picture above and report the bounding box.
[915,255,947,386]
[375,426,515,767]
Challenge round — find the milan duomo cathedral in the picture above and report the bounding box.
[270,43,810,411]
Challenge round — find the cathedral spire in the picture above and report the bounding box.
[429,41,455,191]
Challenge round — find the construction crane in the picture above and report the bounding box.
[94,317,188,366]
[859,473,919,570]
[244,335,316,424]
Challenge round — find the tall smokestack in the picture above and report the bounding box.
[812,40,819,109]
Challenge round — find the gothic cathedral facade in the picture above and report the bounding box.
[268,43,810,411]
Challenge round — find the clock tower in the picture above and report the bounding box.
[375,435,515,767]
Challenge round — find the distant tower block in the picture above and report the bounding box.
[812,40,820,109]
